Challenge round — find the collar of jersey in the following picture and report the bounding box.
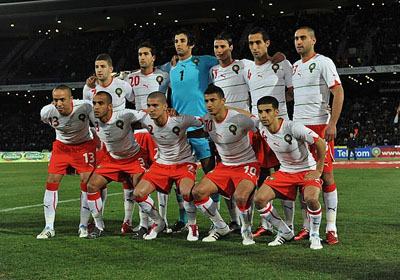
[178,56,193,64]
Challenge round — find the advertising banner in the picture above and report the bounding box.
[334,146,400,159]
[0,152,50,163]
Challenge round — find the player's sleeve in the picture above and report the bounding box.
[123,81,135,102]
[282,59,293,88]
[127,109,147,124]
[237,114,256,132]
[159,72,170,94]
[291,122,319,145]
[203,55,218,69]
[183,115,203,128]
[321,57,342,89]
[82,85,94,101]
[40,105,52,124]
[159,62,171,73]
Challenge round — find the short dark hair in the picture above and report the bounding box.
[53,84,72,96]
[148,91,166,104]
[257,96,279,109]
[296,26,316,38]
[214,32,233,46]
[138,41,156,56]
[95,91,113,105]
[204,84,224,99]
[248,27,270,41]
[95,53,113,66]
[174,28,195,46]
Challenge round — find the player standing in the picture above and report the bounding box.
[292,26,344,244]
[37,85,95,239]
[245,27,295,236]
[83,53,137,234]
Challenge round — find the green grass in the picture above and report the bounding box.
[0,163,399,279]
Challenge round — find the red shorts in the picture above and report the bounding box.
[206,162,260,198]
[95,145,107,164]
[94,149,147,182]
[306,124,334,173]
[48,140,96,175]
[262,170,322,201]
[249,130,279,169]
[134,132,157,165]
[141,162,197,194]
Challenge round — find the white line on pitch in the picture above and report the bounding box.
[0,192,123,213]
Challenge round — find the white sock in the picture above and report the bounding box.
[239,207,252,231]
[225,197,239,224]
[158,192,169,227]
[123,188,134,225]
[79,191,91,227]
[87,192,104,231]
[324,189,338,232]
[307,207,322,236]
[43,189,58,230]
[183,200,197,225]
[258,203,291,235]
[195,197,227,229]
[281,200,295,231]
[139,207,151,229]
[137,196,162,224]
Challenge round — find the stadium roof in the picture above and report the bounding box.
[0,0,368,38]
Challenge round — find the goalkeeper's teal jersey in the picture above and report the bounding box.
[169,55,218,128]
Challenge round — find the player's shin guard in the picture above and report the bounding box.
[237,203,252,231]
[323,184,337,232]
[258,202,291,235]
[195,197,227,229]
[123,186,134,225]
[79,183,91,227]
[87,192,104,231]
[183,199,197,225]
[225,197,240,224]
[281,200,295,231]
[139,207,151,229]
[157,192,169,227]
[307,206,322,237]
[136,195,163,224]
[300,194,310,230]
[175,188,187,224]
[43,182,59,230]
[100,187,108,215]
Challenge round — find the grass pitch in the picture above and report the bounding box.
[0,163,399,279]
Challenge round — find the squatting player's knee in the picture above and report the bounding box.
[304,197,320,210]
[322,172,334,186]
[191,186,208,202]
[253,193,267,209]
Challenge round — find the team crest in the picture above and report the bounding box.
[232,64,240,74]
[78,114,86,122]
[115,88,123,97]
[272,63,280,73]
[156,75,164,85]
[309,63,316,73]
[192,57,200,66]
[229,124,237,135]
[116,120,124,129]
[172,126,181,136]
[284,134,293,144]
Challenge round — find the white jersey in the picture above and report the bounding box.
[204,109,256,166]
[210,59,250,111]
[292,54,342,125]
[244,59,293,118]
[258,119,318,173]
[83,78,133,111]
[126,68,170,110]
[41,100,94,145]
[140,115,202,164]
[94,109,146,159]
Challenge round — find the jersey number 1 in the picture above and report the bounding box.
[180,70,184,81]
